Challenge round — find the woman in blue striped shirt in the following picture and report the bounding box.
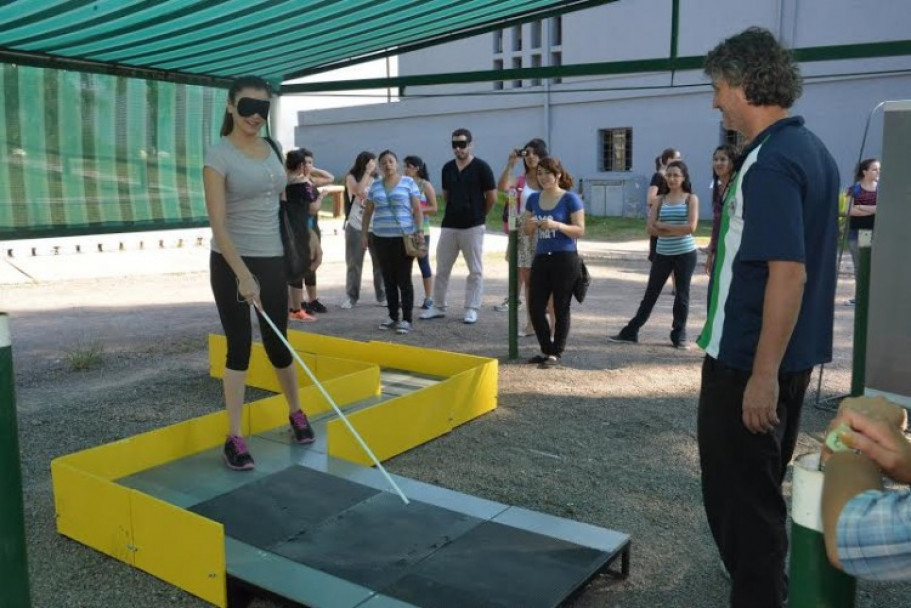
[362,150,424,334]
[609,160,699,348]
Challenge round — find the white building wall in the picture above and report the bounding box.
[295,1,911,217]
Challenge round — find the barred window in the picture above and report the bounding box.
[599,128,633,172]
[721,124,745,149]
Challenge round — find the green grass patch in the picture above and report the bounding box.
[485,193,712,243]
[64,340,105,371]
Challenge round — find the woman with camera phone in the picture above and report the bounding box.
[498,138,553,336]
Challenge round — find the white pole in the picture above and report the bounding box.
[254,303,409,505]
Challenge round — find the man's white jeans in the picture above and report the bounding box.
[433,224,485,311]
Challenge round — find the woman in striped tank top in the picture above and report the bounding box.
[609,160,699,349]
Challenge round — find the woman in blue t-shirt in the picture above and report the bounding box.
[362,150,424,335]
[522,157,586,368]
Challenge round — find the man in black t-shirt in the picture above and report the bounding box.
[419,128,497,324]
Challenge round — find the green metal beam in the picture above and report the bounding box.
[281,39,911,94]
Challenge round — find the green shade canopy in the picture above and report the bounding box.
[0,0,612,88]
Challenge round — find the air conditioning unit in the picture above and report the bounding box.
[580,176,648,218]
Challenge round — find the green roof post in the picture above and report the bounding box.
[0,313,32,607]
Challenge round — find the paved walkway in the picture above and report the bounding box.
[0,219,652,286]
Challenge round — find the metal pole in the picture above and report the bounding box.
[0,313,32,607]
[507,189,519,360]
[850,230,872,396]
[789,453,856,608]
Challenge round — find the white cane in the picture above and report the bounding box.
[254,301,409,505]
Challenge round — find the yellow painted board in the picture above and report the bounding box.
[446,361,499,427]
[209,334,317,391]
[53,410,233,480]
[131,491,227,608]
[287,331,374,361]
[315,355,377,379]
[362,341,492,377]
[327,386,453,466]
[248,369,382,435]
[51,461,134,564]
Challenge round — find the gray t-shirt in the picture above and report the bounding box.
[204,137,286,257]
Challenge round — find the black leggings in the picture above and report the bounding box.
[529,251,578,357]
[210,252,292,371]
[372,235,416,322]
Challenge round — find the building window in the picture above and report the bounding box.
[512,57,522,88]
[493,29,503,54]
[512,24,522,52]
[721,125,745,150]
[550,51,562,85]
[550,16,562,47]
[530,20,542,49]
[600,128,633,172]
[493,59,503,90]
[531,54,542,87]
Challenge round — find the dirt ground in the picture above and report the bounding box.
[2,226,908,608]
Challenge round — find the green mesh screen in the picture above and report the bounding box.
[0,64,223,239]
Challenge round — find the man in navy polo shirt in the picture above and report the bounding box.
[696,27,839,608]
[420,128,497,324]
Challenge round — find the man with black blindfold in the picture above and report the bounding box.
[420,128,496,325]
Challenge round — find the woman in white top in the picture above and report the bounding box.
[498,138,552,336]
[341,151,385,309]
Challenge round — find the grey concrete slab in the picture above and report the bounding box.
[226,538,376,608]
[493,505,630,554]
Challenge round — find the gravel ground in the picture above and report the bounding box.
[3,228,909,608]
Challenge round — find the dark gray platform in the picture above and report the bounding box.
[119,371,630,607]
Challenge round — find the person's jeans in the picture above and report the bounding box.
[621,250,697,343]
[432,225,485,311]
[697,356,811,608]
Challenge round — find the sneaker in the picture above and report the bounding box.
[526,354,548,364]
[607,332,637,344]
[289,410,315,444]
[419,305,445,320]
[289,309,317,322]
[395,320,412,335]
[223,436,255,471]
[379,317,397,330]
[494,297,523,313]
[539,355,561,369]
[375,298,387,307]
[340,298,355,310]
[844,298,856,306]
[673,340,691,350]
[463,309,478,324]
[421,297,434,310]
[308,299,328,314]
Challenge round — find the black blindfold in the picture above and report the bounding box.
[236,97,271,120]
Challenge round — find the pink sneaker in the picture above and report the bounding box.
[289,410,315,444]
[223,435,255,471]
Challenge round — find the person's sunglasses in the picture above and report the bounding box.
[451,140,469,149]
[236,97,271,120]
